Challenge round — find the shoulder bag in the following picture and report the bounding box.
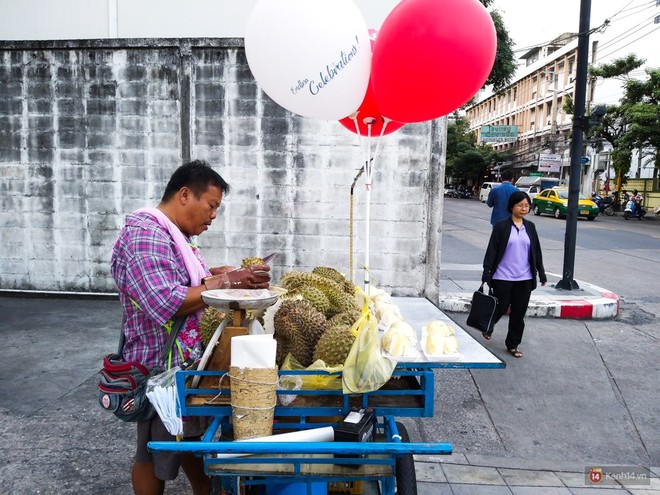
[98,316,186,422]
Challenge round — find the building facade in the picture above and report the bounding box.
[466,33,601,191]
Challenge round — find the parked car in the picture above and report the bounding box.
[518,184,542,200]
[479,182,501,202]
[443,184,456,196]
[532,188,599,220]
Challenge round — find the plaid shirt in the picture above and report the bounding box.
[111,211,209,368]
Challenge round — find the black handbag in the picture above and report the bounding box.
[466,282,499,334]
[98,316,185,422]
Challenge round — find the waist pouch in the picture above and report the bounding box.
[98,353,157,422]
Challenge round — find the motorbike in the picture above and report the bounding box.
[623,195,646,220]
[454,185,473,199]
[591,193,615,216]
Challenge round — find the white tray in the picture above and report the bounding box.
[201,289,279,310]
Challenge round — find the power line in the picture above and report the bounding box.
[597,25,660,60]
[511,0,657,54]
[596,11,658,51]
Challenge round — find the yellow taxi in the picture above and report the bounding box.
[532,187,599,220]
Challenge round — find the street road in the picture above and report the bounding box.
[398,196,660,469]
[441,196,660,321]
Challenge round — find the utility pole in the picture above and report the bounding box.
[556,0,591,291]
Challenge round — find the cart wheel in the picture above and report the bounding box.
[395,422,417,495]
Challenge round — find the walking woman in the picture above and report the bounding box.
[481,191,547,358]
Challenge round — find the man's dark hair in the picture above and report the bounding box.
[501,170,514,181]
[507,190,532,212]
[161,160,230,202]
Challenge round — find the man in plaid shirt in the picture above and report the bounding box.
[111,160,270,495]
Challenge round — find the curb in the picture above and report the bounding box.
[438,276,619,320]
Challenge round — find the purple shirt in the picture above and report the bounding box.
[111,211,209,368]
[492,223,533,281]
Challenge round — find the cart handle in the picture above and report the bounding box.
[148,440,451,456]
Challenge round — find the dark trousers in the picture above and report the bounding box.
[491,279,533,349]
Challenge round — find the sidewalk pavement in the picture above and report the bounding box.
[2,289,658,495]
[438,265,620,319]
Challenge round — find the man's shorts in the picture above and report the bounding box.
[136,415,181,480]
[136,415,204,481]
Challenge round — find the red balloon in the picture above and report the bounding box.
[339,29,405,137]
[371,0,497,123]
[338,83,405,136]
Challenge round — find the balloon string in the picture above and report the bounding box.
[370,118,388,176]
[365,123,373,190]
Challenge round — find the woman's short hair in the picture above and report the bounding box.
[507,190,532,212]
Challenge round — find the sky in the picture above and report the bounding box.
[482,0,659,104]
[359,0,659,105]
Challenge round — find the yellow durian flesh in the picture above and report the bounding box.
[426,320,455,337]
[443,335,459,354]
[425,334,445,355]
[425,333,459,355]
[388,320,416,341]
[381,330,415,357]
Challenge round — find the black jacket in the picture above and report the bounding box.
[482,217,547,290]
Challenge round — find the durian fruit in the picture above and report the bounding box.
[381,329,416,357]
[313,324,356,366]
[200,307,226,346]
[242,257,265,267]
[273,299,327,367]
[327,310,361,331]
[426,320,455,337]
[289,285,331,315]
[312,266,355,294]
[280,271,359,318]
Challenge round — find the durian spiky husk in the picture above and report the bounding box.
[327,310,361,330]
[273,299,327,367]
[242,257,265,268]
[312,266,355,294]
[313,324,355,366]
[289,285,331,315]
[280,271,359,318]
[200,307,226,346]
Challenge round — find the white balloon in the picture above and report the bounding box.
[245,0,371,120]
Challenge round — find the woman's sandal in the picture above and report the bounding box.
[508,348,523,358]
[483,332,492,340]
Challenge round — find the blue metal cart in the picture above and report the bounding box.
[149,312,504,495]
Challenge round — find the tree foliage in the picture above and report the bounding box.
[475,0,516,93]
[446,115,505,183]
[587,55,659,185]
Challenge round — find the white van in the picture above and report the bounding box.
[479,182,501,202]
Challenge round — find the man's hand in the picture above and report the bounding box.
[227,264,271,289]
[209,266,237,275]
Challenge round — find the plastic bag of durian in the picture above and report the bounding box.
[421,320,462,361]
[279,354,343,392]
[368,285,404,331]
[342,288,396,394]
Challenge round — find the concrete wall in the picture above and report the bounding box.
[0,38,446,297]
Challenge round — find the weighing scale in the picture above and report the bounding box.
[195,289,280,389]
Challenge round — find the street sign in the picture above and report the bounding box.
[538,153,562,173]
[580,156,590,164]
[529,172,543,177]
[480,125,518,143]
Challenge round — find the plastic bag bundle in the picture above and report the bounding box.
[146,366,183,436]
[342,288,396,394]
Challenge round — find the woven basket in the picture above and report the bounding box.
[229,366,278,440]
